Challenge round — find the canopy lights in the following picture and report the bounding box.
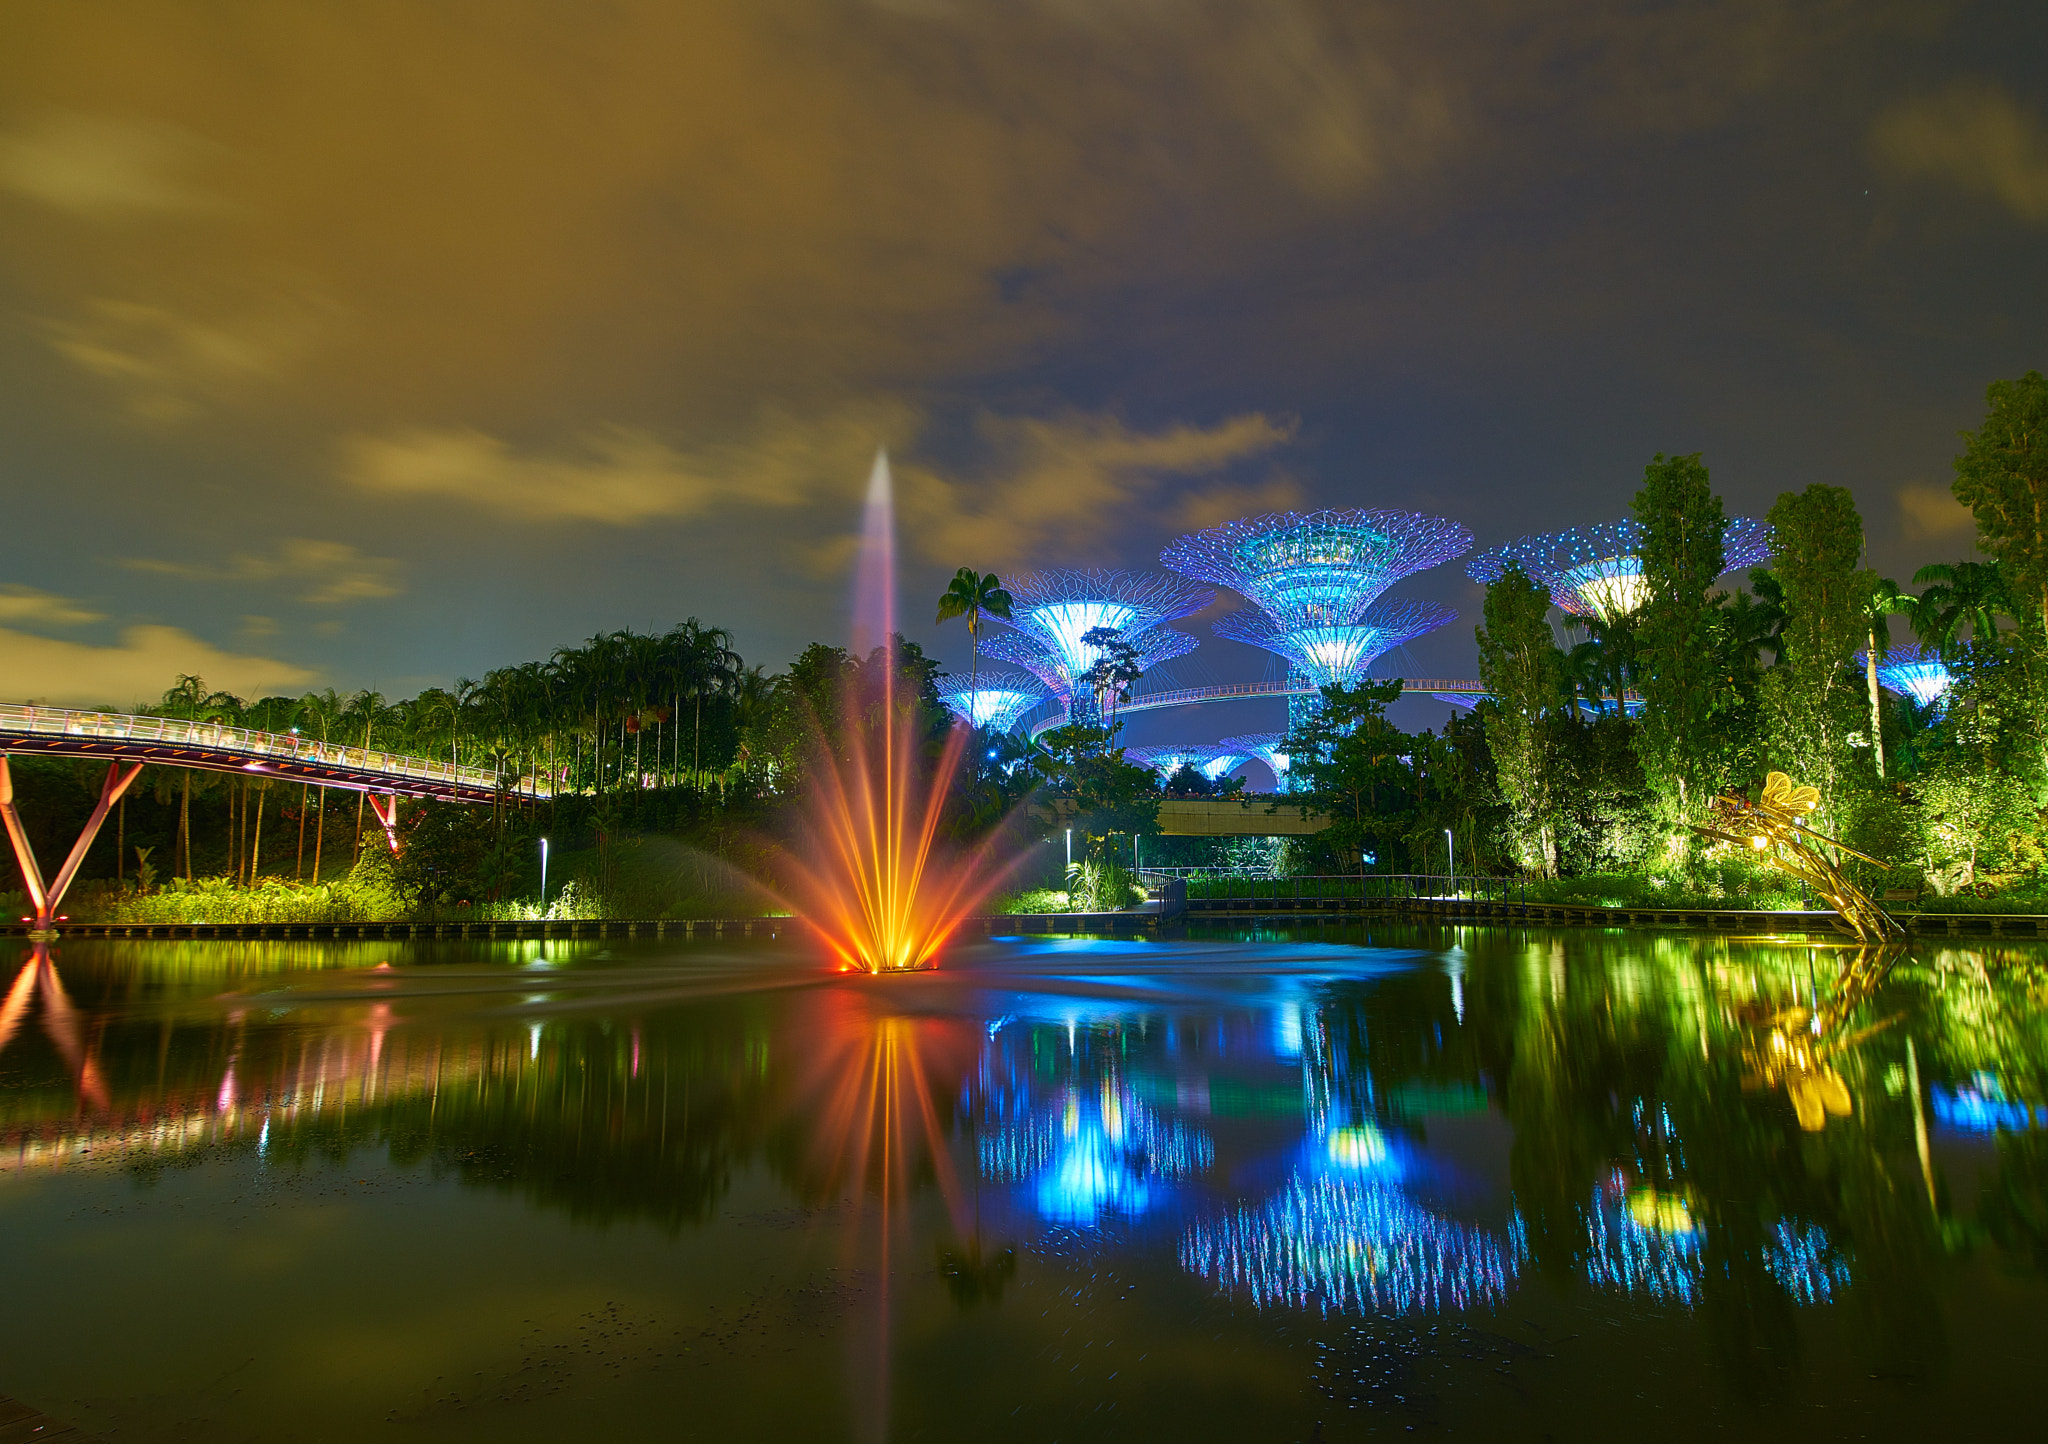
[1466,517,1774,622]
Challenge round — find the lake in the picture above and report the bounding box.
[2,924,2044,1440]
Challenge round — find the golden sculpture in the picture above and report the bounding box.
[1693,771,1904,944]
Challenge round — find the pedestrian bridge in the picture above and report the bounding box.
[0,702,545,804]
[1,703,547,933]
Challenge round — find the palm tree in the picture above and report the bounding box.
[935,568,1014,698]
[1912,560,2011,656]
[1860,577,1917,780]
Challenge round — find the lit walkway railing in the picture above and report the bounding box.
[0,702,547,801]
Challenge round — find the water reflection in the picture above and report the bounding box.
[3,929,2048,1355]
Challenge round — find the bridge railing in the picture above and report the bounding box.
[0,702,547,798]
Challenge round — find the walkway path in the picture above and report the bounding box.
[0,702,545,804]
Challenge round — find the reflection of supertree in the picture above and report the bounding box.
[980,1071,1214,1225]
[1867,643,1954,707]
[1583,1172,1703,1305]
[983,570,1208,723]
[1763,1219,1853,1306]
[938,670,1050,732]
[1181,1176,1520,1314]
[1211,599,1457,689]
[1219,732,1289,786]
[1467,517,1773,622]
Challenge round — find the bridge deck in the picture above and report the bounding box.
[0,703,545,804]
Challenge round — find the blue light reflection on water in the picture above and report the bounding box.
[955,938,1863,1317]
[1180,1176,1522,1315]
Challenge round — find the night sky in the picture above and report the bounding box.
[3,1,2044,743]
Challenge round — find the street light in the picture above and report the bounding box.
[1445,827,1455,895]
[539,836,550,917]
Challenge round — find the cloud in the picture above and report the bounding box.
[1872,83,2048,224]
[896,410,1297,567]
[339,403,919,524]
[0,110,220,219]
[0,625,315,708]
[44,292,341,422]
[0,585,104,627]
[123,539,402,605]
[1898,481,1975,541]
[1171,474,1309,531]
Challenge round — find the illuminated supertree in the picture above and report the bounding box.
[1211,598,1457,689]
[1219,732,1290,787]
[1125,745,1210,780]
[985,569,1211,724]
[1867,643,1953,708]
[1466,517,1774,622]
[938,670,1051,733]
[1162,509,1473,627]
[1163,510,1469,738]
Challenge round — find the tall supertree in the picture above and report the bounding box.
[984,569,1212,725]
[939,669,1052,733]
[1163,509,1471,734]
[1466,517,1773,622]
[1211,598,1458,689]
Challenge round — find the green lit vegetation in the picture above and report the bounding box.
[1268,370,2048,914]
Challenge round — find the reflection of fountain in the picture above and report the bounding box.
[783,454,1013,972]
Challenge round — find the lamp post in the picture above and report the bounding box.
[539,836,550,917]
[1445,827,1455,896]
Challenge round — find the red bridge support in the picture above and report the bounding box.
[367,792,401,853]
[0,755,145,937]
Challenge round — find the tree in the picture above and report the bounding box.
[1764,485,1874,813]
[934,568,1013,697]
[1077,626,1144,728]
[1953,371,2048,647]
[1280,679,1414,872]
[1860,577,1916,780]
[1910,559,2011,656]
[1632,453,1728,821]
[1476,564,1565,875]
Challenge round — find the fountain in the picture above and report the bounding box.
[781,452,1015,973]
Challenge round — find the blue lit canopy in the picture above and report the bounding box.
[1219,731,1289,781]
[1162,509,1467,693]
[985,570,1211,712]
[1466,517,1773,622]
[1212,598,1456,688]
[1162,509,1473,627]
[1868,643,1953,707]
[939,670,1051,732]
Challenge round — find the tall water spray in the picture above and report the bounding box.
[783,451,1011,972]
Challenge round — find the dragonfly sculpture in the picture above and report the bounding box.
[1693,771,1904,945]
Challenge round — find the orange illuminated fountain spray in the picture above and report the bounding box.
[785,451,1013,972]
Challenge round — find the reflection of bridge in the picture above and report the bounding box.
[1,703,547,934]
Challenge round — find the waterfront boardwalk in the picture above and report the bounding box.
[11,899,2045,942]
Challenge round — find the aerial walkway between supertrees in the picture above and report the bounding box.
[1160,508,1472,727]
[979,568,1212,727]
[0,702,547,938]
[1464,517,1774,622]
